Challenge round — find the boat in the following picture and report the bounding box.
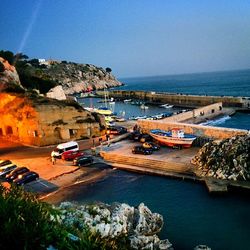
[96,107,113,115]
[160,104,174,109]
[140,104,149,110]
[123,99,132,103]
[149,128,196,148]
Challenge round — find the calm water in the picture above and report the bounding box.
[75,70,250,249]
[119,69,250,97]
[60,171,250,250]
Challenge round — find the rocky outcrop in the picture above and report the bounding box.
[46,85,66,100]
[59,202,173,250]
[192,134,250,181]
[36,62,122,95]
[0,93,106,146]
[0,57,23,92]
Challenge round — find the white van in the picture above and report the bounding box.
[51,141,79,158]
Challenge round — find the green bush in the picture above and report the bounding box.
[0,185,72,249]
[0,185,131,250]
[0,61,5,73]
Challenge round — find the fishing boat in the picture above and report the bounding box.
[160,104,174,108]
[149,128,196,148]
[140,104,149,110]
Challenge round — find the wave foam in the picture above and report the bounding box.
[200,115,231,126]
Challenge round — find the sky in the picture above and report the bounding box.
[0,0,250,77]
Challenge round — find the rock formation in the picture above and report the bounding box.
[46,85,67,100]
[192,134,250,181]
[19,60,123,96]
[59,202,173,250]
[0,57,23,92]
[0,93,106,146]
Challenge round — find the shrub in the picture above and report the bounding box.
[0,61,5,73]
[0,185,72,249]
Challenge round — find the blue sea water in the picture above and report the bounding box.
[74,70,250,249]
[119,69,250,97]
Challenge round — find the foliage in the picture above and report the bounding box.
[0,61,4,73]
[0,185,73,250]
[105,67,112,73]
[4,81,25,93]
[0,50,15,65]
[0,185,131,250]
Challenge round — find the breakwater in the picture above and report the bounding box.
[96,90,250,108]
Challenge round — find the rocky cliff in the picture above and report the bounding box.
[42,61,123,95]
[0,57,23,92]
[192,134,250,181]
[58,201,173,250]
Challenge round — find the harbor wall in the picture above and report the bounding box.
[138,120,248,140]
[96,90,250,108]
[162,102,223,123]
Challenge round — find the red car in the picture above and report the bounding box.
[61,150,85,161]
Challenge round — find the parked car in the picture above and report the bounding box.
[142,142,160,150]
[61,150,85,161]
[129,132,153,143]
[132,146,153,155]
[51,141,79,158]
[106,126,127,135]
[0,159,12,167]
[0,165,17,178]
[0,162,16,171]
[73,156,94,166]
[13,171,39,186]
[5,167,30,182]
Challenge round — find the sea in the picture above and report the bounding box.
[75,69,250,249]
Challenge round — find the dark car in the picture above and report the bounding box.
[73,156,94,166]
[61,150,85,161]
[106,126,127,135]
[142,142,160,151]
[5,167,30,182]
[0,165,17,178]
[132,146,153,155]
[13,171,39,186]
[0,159,12,167]
[129,132,152,143]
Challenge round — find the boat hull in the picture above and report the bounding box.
[150,130,196,148]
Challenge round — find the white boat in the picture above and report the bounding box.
[140,104,149,110]
[149,128,196,148]
[124,99,132,103]
[160,104,174,109]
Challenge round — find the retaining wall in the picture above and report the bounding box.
[138,120,248,140]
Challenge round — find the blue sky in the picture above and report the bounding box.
[0,0,250,77]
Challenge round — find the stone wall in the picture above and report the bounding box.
[161,102,223,123]
[97,90,249,108]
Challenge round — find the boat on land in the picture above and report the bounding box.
[149,128,197,148]
[160,104,174,109]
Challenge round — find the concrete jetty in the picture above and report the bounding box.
[96,90,250,109]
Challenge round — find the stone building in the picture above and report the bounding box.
[0,93,105,146]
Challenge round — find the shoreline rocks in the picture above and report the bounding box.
[58,201,173,249]
[192,134,250,181]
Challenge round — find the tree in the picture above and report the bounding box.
[14,52,29,61]
[0,61,4,73]
[0,50,15,65]
[105,67,112,73]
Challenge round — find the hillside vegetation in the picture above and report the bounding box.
[0,50,122,95]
